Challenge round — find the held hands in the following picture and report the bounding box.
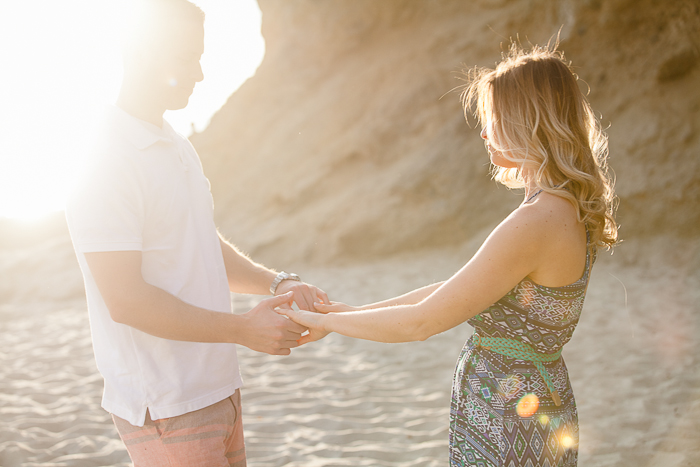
[275,300,358,345]
[242,282,333,354]
[239,292,308,356]
[275,307,330,345]
[272,281,332,345]
[274,280,330,312]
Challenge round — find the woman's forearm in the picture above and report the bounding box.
[324,304,432,343]
[359,282,444,310]
[310,283,448,342]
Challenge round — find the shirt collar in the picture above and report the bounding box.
[108,105,176,150]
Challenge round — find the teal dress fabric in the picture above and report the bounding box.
[449,239,596,466]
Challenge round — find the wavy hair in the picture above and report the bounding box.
[460,41,618,249]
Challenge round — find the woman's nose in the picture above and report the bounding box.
[480,127,487,140]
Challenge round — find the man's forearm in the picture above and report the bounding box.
[217,233,330,312]
[219,236,276,294]
[85,249,304,354]
[109,280,244,343]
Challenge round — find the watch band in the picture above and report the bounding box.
[269,271,301,295]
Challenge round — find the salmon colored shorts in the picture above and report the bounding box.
[112,389,246,467]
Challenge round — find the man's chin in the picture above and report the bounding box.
[167,94,193,111]
[167,103,189,112]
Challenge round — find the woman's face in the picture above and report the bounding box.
[480,120,518,169]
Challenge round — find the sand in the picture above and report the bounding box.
[4,1,699,463]
[1,236,699,466]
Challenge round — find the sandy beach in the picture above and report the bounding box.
[2,0,699,464]
[1,233,699,466]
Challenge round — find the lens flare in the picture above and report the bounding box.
[562,434,575,448]
[538,414,549,425]
[516,393,539,418]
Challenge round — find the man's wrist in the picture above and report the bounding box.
[269,271,301,295]
[221,313,245,345]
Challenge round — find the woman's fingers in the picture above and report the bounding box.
[297,335,313,346]
[296,331,318,346]
[275,308,330,344]
[296,330,328,345]
[276,307,310,327]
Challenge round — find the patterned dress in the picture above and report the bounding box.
[449,237,596,467]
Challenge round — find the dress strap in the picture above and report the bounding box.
[582,225,596,292]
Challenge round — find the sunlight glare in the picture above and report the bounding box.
[0,0,264,220]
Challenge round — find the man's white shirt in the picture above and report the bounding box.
[66,106,242,427]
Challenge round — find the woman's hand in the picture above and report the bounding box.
[313,301,358,313]
[275,308,330,345]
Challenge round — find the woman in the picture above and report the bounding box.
[278,43,618,467]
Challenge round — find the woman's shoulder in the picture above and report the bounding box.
[496,192,583,252]
[516,191,579,227]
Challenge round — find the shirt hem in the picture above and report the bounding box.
[103,377,243,427]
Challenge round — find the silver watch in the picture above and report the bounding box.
[270,271,301,295]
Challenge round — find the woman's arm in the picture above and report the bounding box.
[279,204,559,344]
[315,282,444,313]
[361,282,445,309]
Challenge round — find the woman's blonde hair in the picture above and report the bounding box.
[461,42,618,249]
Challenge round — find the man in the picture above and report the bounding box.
[65,1,327,465]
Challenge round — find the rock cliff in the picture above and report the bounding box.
[191,0,700,267]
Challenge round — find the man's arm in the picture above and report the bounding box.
[85,250,306,355]
[217,235,276,295]
[218,233,329,310]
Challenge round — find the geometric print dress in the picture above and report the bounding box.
[449,236,596,467]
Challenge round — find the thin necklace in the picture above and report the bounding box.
[525,189,543,204]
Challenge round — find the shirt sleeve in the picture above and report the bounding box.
[66,150,144,253]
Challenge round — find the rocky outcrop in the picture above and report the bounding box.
[192,0,700,266]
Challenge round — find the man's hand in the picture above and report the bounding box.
[274,280,330,312]
[238,292,308,355]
